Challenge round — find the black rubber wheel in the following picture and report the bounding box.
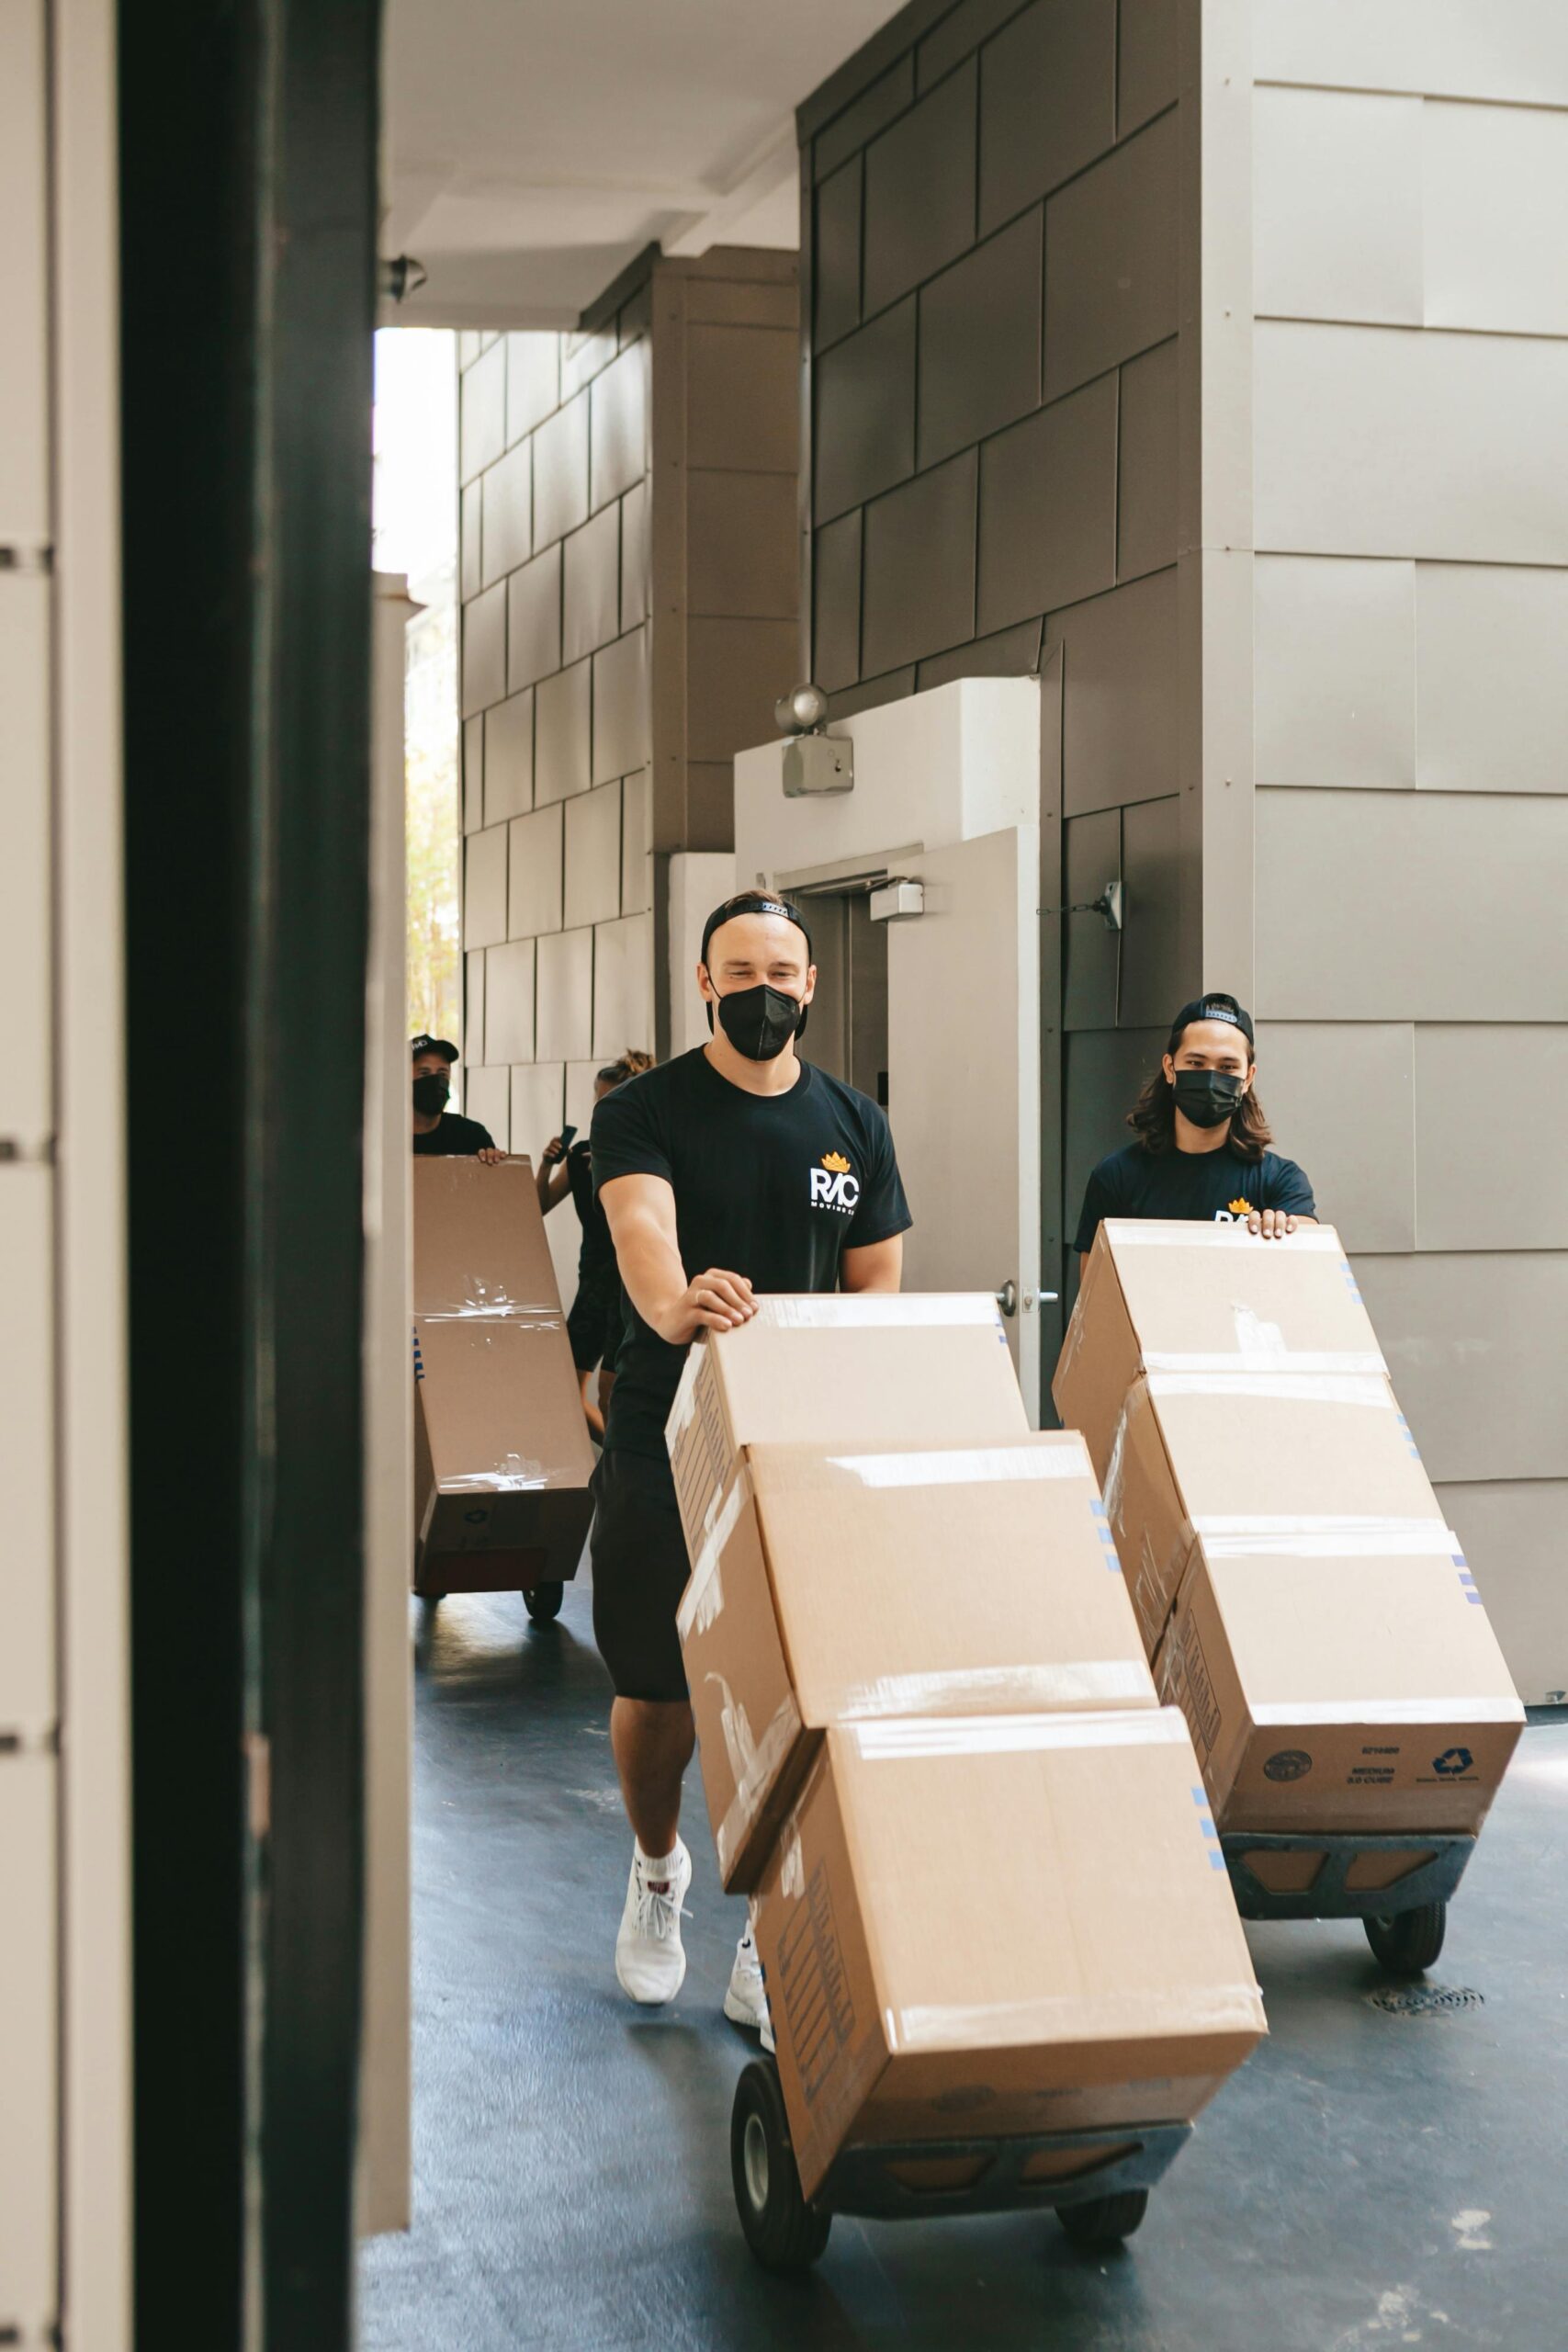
[730,2059,831,2271]
[523,1580,564,1624]
[1365,1901,1447,1975]
[1057,2188,1150,2254]
[419,1590,446,1605]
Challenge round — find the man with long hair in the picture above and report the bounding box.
[1074,993,1316,1268]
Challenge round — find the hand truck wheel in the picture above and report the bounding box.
[523,1579,565,1623]
[1056,2188,1150,2254]
[1365,1900,1447,1976]
[730,2058,831,2271]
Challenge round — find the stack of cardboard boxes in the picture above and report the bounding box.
[1054,1222,1524,1843]
[671,1295,1266,2203]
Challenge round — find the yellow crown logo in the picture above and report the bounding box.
[821,1151,852,1174]
[1228,1198,1252,1216]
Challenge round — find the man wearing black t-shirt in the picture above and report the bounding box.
[410,1034,502,1159]
[1074,992,1317,1268]
[591,893,912,2019]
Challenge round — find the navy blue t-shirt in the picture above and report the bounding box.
[1074,1141,1316,1254]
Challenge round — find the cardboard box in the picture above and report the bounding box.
[412,1158,595,1593]
[1106,1370,1445,1657]
[1156,1526,1525,1835]
[1055,1220,1386,1485]
[679,1434,1157,1889]
[666,1294,1029,1558]
[751,1711,1266,2202]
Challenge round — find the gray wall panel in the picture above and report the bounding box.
[686,617,799,763]
[535,658,592,805]
[813,508,863,693]
[532,392,590,548]
[1116,0,1178,136]
[815,54,914,184]
[592,628,651,782]
[590,343,647,510]
[463,824,507,951]
[863,58,977,316]
[1115,337,1178,582]
[687,324,798,473]
[562,504,621,668]
[1257,787,1568,1021]
[977,375,1116,632]
[480,440,531,587]
[1063,808,1121,1030]
[977,0,1115,236]
[460,481,481,600]
[1048,567,1178,815]
[536,927,595,1063]
[1118,794,1182,1027]
[1355,1250,1568,1484]
[813,300,917,524]
[564,781,623,933]
[460,581,506,718]
[1253,87,1423,327]
[1415,1024,1568,1250]
[862,451,977,674]
[827,667,917,723]
[1435,1478,1568,1704]
[1254,320,1568,563]
[505,332,559,446]
[508,804,563,942]
[1254,556,1415,789]
[815,158,863,350]
[916,616,1041,693]
[619,480,649,630]
[1415,563,1568,795]
[917,210,1043,469]
[1065,1026,1165,1240]
[917,0,1031,93]
[459,340,505,483]
[483,688,534,825]
[1043,109,1178,400]
[621,769,652,916]
[1252,0,1568,108]
[483,937,536,1065]
[506,544,563,692]
[465,947,485,1063]
[1252,1022,1416,1252]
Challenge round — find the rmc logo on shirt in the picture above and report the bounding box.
[810,1149,860,1215]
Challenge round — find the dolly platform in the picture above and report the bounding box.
[1223,1828,1475,1974]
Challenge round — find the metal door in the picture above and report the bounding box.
[886,826,1043,1422]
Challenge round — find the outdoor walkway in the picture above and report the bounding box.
[359,1565,1568,2352]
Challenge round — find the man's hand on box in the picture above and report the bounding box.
[1248,1207,1313,1240]
[657,1269,756,1344]
[476,1148,506,1166]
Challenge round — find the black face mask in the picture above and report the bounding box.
[1171,1069,1247,1129]
[412,1072,450,1116]
[709,982,807,1062]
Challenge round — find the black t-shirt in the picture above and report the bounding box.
[566,1139,615,1280]
[1074,1140,1316,1253]
[412,1111,495,1156]
[591,1048,913,1459]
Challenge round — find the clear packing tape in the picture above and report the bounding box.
[823,1441,1093,1487]
[836,1662,1154,1716]
[852,1708,1191,1762]
[713,1686,805,1878]
[886,1988,1265,2052]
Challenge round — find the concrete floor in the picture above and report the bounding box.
[359,1566,1568,2352]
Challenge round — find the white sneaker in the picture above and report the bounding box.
[724,1924,776,2052]
[615,1838,692,2005]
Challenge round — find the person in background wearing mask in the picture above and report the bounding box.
[590,893,911,2027]
[410,1035,503,1160]
[1074,992,1316,1270]
[536,1049,654,1436]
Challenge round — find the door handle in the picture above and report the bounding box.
[996,1280,1018,1317]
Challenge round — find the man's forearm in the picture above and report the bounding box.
[614,1216,690,1333]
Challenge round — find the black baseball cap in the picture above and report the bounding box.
[700,891,813,969]
[1168,994,1255,1053]
[410,1034,459,1063]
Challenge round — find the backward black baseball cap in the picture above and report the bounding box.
[700,890,813,968]
[410,1034,459,1063]
[1168,994,1255,1053]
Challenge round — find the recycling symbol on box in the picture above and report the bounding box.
[1263,1748,1313,1783]
[1432,1747,1473,1777]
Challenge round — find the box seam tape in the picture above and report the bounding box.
[836,1662,1153,1718]
[852,1708,1190,1761]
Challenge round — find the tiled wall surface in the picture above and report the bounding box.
[1245,2,1568,1695]
[456,311,654,1162]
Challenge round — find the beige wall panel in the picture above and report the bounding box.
[1435,1478,1568,1704]
[462,824,508,951]
[1116,338,1179,583]
[536,926,595,1062]
[533,391,591,549]
[0,574,51,1143]
[459,340,505,485]
[535,658,592,806]
[620,478,649,629]
[506,543,563,693]
[592,626,650,785]
[1256,787,1568,1021]
[460,581,506,718]
[1354,1250,1568,1484]
[0,0,49,543]
[686,616,796,765]
[1048,568,1179,817]
[1044,108,1179,401]
[1255,321,1568,563]
[510,1063,565,1166]
[479,440,531,587]
[459,481,481,601]
[590,342,647,511]
[565,1060,601,1136]
[1253,87,1422,326]
[1253,1022,1416,1251]
[507,803,563,941]
[483,938,536,1066]
[0,1166,53,1725]
[621,769,652,916]
[0,1756,55,2342]
[465,948,485,1063]
[564,324,615,402]
[1253,0,1568,107]
[1119,795,1182,1028]
[1254,556,1415,788]
[564,781,623,933]
[463,1063,510,1148]
[1415,564,1568,795]
[506,332,559,446]
[688,469,798,620]
[562,504,622,668]
[686,325,799,473]
[462,713,483,833]
[1415,1024,1568,1249]
[592,913,654,1058]
[1423,100,1568,335]
[483,688,533,825]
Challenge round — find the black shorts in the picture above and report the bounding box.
[590,1449,692,1702]
[567,1266,622,1374]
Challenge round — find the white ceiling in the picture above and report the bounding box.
[381,0,897,328]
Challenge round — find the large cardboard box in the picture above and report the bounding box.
[1156,1526,1525,1835]
[412,1158,595,1593]
[679,1434,1156,1889]
[751,1711,1267,2201]
[666,1295,1029,1557]
[1055,1220,1386,1485]
[1106,1370,1444,1657]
